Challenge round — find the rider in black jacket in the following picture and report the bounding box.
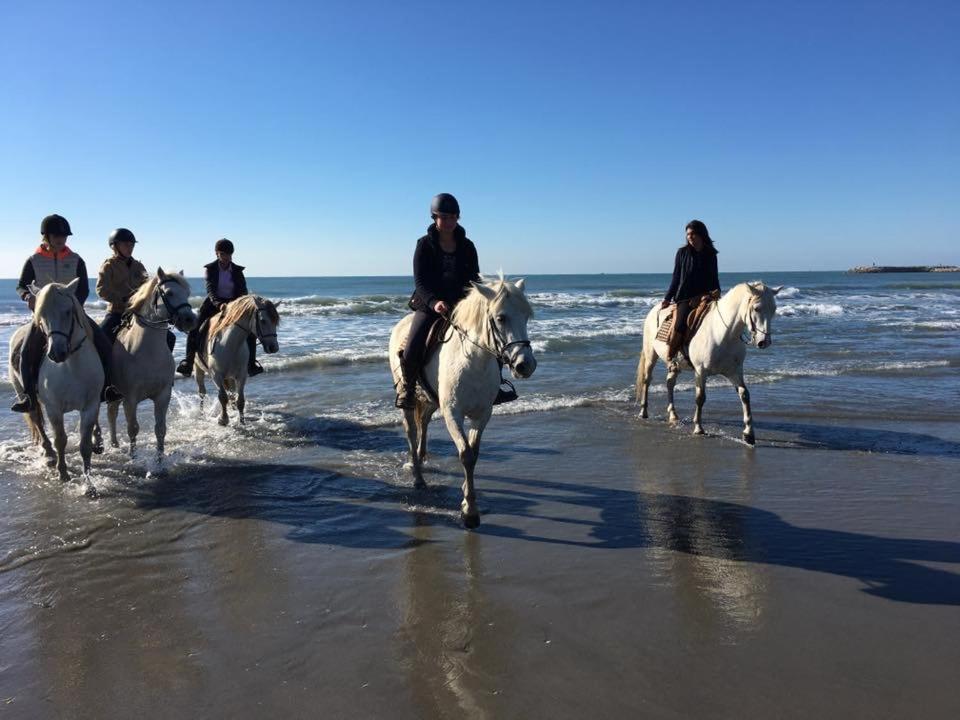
[176,238,262,376]
[397,193,480,408]
[661,219,721,359]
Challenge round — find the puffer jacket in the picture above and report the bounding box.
[16,245,89,303]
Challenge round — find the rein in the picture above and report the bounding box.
[713,300,752,345]
[125,277,190,332]
[443,313,530,372]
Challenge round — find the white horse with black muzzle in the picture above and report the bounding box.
[107,269,197,458]
[389,277,537,527]
[636,281,781,444]
[194,294,281,426]
[7,279,104,483]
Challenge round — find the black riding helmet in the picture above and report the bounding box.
[215,238,235,254]
[108,228,137,247]
[430,193,460,218]
[40,214,72,236]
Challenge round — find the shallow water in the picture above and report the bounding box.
[1,272,959,717]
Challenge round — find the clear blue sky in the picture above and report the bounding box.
[1,0,957,277]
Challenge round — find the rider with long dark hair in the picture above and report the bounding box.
[661,219,721,360]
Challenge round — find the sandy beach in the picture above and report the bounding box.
[2,400,958,719]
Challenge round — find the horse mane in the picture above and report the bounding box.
[35,283,94,344]
[451,275,533,337]
[211,295,280,337]
[127,271,190,313]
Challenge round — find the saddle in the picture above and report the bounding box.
[656,290,721,349]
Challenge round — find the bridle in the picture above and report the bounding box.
[126,277,193,331]
[243,302,277,347]
[715,298,770,346]
[445,312,532,372]
[36,294,87,356]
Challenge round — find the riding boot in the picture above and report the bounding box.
[177,328,198,376]
[166,330,176,353]
[493,386,518,405]
[11,325,45,413]
[91,319,123,403]
[246,335,263,376]
[395,351,420,409]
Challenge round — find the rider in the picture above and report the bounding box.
[396,193,481,409]
[97,228,176,351]
[661,219,721,360]
[176,238,262,377]
[11,214,123,413]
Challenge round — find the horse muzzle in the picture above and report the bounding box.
[511,351,537,379]
[262,340,280,354]
[47,340,68,363]
[757,336,772,349]
[176,310,198,332]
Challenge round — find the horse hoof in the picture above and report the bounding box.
[693,427,705,436]
[218,417,228,427]
[110,440,120,449]
[413,477,427,490]
[84,484,99,499]
[461,512,481,529]
[743,433,756,446]
[92,441,104,455]
[639,410,648,419]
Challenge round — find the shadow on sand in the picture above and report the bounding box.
[131,456,960,606]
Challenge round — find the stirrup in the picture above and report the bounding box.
[102,386,123,403]
[248,360,264,377]
[176,358,193,376]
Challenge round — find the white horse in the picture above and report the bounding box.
[388,277,537,527]
[107,269,197,458]
[7,279,104,482]
[636,281,782,444]
[194,295,281,426]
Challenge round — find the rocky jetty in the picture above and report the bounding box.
[849,265,960,273]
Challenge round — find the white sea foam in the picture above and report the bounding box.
[778,302,844,317]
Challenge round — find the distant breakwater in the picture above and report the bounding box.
[849,265,960,273]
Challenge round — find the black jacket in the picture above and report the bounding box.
[204,261,249,308]
[664,244,720,304]
[411,225,481,312]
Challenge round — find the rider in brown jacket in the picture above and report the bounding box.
[97,228,149,339]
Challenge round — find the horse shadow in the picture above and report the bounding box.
[475,474,960,606]
[130,458,465,549]
[734,419,960,457]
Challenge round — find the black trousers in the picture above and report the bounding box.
[184,300,256,365]
[402,309,437,377]
[18,315,114,398]
[102,311,176,352]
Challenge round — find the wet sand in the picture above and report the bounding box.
[1,404,959,719]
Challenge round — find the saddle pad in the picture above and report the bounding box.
[655,311,674,343]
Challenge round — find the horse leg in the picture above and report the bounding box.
[729,371,755,445]
[154,387,172,459]
[236,380,246,425]
[666,367,681,425]
[107,400,121,448]
[50,411,69,482]
[28,406,55,466]
[92,415,104,455]
[402,406,425,488]
[636,347,658,419]
[79,404,97,476]
[217,383,229,426]
[122,398,140,457]
[415,402,435,464]
[442,409,482,528]
[692,372,706,435]
[195,367,206,410]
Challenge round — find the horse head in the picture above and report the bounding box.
[744,282,783,349]
[156,268,198,332]
[470,277,537,379]
[253,297,281,354]
[34,278,85,363]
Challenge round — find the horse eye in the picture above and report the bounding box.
[496,314,506,323]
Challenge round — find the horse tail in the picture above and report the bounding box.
[25,403,45,445]
[635,347,648,402]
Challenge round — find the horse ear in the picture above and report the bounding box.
[472,281,498,301]
[65,277,80,291]
[178,269,184,277]
[273,300,283,308]
[157,267,166,280]
[772,285,784,295]
[515,278,526,293]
